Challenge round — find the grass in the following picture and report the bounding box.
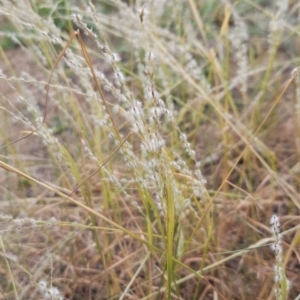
[0,0,300,299]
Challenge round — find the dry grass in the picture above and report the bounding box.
[0,0,300,299]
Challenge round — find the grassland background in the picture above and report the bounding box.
[0,0,300,299]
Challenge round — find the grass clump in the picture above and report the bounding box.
[0,0,300,299]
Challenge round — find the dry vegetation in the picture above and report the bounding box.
[0,0,300,299]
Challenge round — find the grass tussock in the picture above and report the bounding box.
[0,0,300,299]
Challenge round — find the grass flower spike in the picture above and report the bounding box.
[270,215,290,300]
